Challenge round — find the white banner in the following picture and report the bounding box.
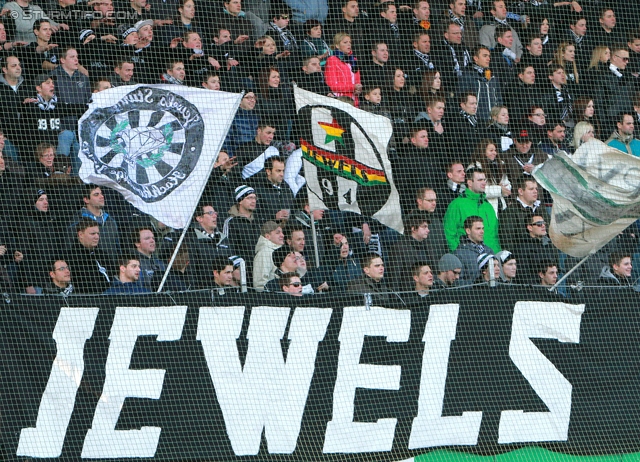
[78,85,241,229]
[294,87,403,233]
[533,140,640,257]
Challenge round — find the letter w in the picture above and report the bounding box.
[197,306,332,456]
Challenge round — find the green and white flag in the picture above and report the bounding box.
[533,139,640,258]
[78,85,241,229]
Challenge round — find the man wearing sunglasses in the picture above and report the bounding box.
[598,45,634,129]
[514,214,559,283]
[280,272,303,296]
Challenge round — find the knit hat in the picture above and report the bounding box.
[35,188,46,203]
[438,254,462,273]
[229,255,244,268]
[272,246,294,267]
[119,24,137,40]
[477,253,495,270]
[495,250,515,264]
[234,184,256,202]
[135,19,153,31]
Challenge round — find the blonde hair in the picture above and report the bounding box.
[332,32,350,50]
[573,121,594,149]
[589,45,609,69]
[554,42,579,83]
[490,105,508,121]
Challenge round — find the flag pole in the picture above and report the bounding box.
[310,209,320,268]
[549,249,596,292]
[157,91,245,292]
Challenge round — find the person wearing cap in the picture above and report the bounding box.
[118,19,163,84]
[496,249,517,282]
[228,255,245,288]
[185,200,232,289]
[477,252,501,283]
[15,188,61,291]
[498,177,549,251]
[434,253,462,288]
[503,128,547,181]
[453,215,494,285]
[386,210,434,291]
[222,184,260,271]
[253,220,284,290]
[444,166,501,253]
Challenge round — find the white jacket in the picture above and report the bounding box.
[253,236,282,290]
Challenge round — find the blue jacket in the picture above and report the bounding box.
[607,133,640,157]
[104,280,151,294]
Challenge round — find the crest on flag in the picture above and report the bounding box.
[294,87,403,233]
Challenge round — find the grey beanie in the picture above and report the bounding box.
[438,254,462,272]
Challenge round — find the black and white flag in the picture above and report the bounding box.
[78,85,241,228]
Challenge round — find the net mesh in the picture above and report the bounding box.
[1,0,640,459]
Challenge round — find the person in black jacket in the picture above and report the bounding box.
[17,73,87,157]
[253,155,295,224]
[185,201,232,289]
[347,252,390,302]
[294,56,332,96]
[64,218,116,294]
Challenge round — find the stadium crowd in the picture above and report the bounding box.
[0,0,638,295]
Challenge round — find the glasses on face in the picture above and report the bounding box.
[55,266,69,271]
[289,281,302,287]
[532,221,546,227]
[280,14,289,19]
[421,198,436,202]
[203,211,217,216]
[615,54,630,61]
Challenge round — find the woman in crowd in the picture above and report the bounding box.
[300,20,332,67]
[535,17,555,63]
[574,97,602,140]
[553,42,580,94]
[470,139,511,214]
[584,45,610,82]
[421,70,445,100]
[255,67,294,142]
[385,67,416,143]
[573,121,596,150]
[484,106,513,151]
[324,33,362,105]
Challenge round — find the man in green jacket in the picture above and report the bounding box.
[443,166,501,252]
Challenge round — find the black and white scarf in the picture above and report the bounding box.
[448,9,465,30]
[270,22,297,50]
[414,49,435,69]
[390,22,400,38]
[494,17,509,27]
[444,40,469,77]
[460,109,477,127]
[37,94,57,111]
[569,29,584,46]
[554,85,573,119]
